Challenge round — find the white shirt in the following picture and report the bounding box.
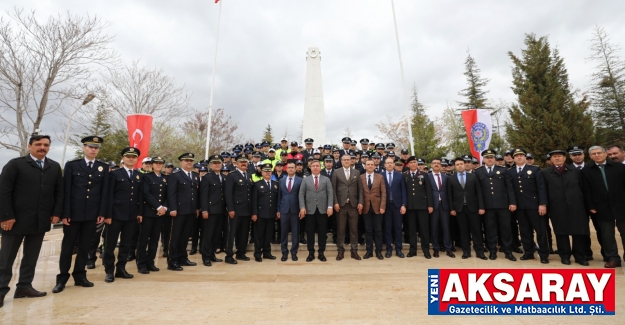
[123,167,134,178]
[573,162,585,169]
[84,158,95,166]
[30,154,45,168]
[516,164,526,173]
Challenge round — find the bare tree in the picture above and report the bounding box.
[342,127,353,139]
[0,8,116,155]
[375,115,409,149]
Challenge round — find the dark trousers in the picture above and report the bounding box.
[358,214,365,242]
[137,217,164,269]
[226,214,251,258]
[103,219,136,274]
[556,234,586,261]
[298,217,306,241]
[200,213,223,261]
[336,205,359,252]
[484,209,512,253]
[407,209,429,254]
[430,206,451,251]
[510,211,521,247]
[582,214,604,259]
[516,209,549,258]
[280,212,299,254]
[160,215,172,253]
[57,220,96,284]
[384,204,403,252]
[253,218,273,257]
[191,215,203,249]
[599,219,625,262]
[129,220,140,255]
[219,213,228,250]
[306,209,328,254]
[167,214,194,265]
[363,209,383,253]
[455,206,484,255]
[0,232,45,296]
[545,215,554,251]
[450,212,461,247]
[87,222,105,263]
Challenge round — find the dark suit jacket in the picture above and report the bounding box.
[320,169,334,179]
[504,165,547,209]
[225,169,253,216]
[277,175,301,214]
[475,165,516,209]
[382,170,406,208]
[582,160,625,221]
[251,179,278,218]
[403,170,433,210]
[200,171,226,215]
[142,172,168,218]
[63,158,109,221]
[107,168,143,221]
[428,172,449,211]
[360,173,386,214]
[0,155,63,234]
[331,167,363,208]
[447,172,484,213]
[167,170,200,215]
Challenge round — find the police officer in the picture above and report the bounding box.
[136,156,168,274]
[372,153,383,173]
[475,149,517,261]
[103,147,143,283]
[403,157,434,258]
[302,138,315,160]
[251,164,279,262]
[339,137,353,157]
[359,138,370,151]
[53,136,108,293]
[200,154,226,266]
[224,155,253,264]
[166,153,200,271]
[332,148,342,169]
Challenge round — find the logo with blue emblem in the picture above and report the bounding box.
[470,122,489,152]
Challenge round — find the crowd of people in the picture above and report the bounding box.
[0,133,624,308]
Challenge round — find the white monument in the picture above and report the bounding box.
[302,47,327,146]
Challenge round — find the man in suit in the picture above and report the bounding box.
[251,164,279,262]
[299,159,334,262]
[505,148,549,264]
[53,136,108,294]
[447,157,486,260]
[320,156,336,242]
[403,156,434,258]
[360,159,386,259]
[200,154,226,266]
[278,162,302,261]
[582,146,625,268]
[224,155,253,264]
[103,147,143,282]
[332,154,364,260]
[428,158,454,258]
[382,157,407,258]
[166,152,200,271]
[474,149,517,261]
[0,133,62,307]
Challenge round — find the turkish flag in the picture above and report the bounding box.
[127,114,153,164]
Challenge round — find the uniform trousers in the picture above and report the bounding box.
[226,214,251,258]
[103,219,136,274]
[599,219,625,262]
[57,221,96,284]
[0,232,45,296]
[455,206,484,255]
[510,211,522,247]
[280,212,299,255]
[363,209,383,253]
[136,217,164,269]
[160,215,172,253]
[306,209,328,255]
[556,234,586,262]
[384,204,403,252]
[190,216,203,250]
[484,209,512,254]
[406,209,429,254]
[167,214,194,265]
[516,209,549,258]
[430,205,451,252]
[200,213,223,261]
[253,218,273,258]
[87,222,105,264]
[336,205,359,252]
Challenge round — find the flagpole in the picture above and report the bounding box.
[390,0,415,156]
[205,0,223,160]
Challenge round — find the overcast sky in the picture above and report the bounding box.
[1,0,624,166]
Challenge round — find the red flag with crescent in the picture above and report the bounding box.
[127,114,153,164]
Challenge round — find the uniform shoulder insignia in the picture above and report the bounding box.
[96,159,107,164]
[68,158,81,162]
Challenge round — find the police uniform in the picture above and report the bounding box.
[199,155,226,266]
[54,136,108,292]
[251,165,279,261]
[136,156,168,273]
[339,137,353,158]
[224,155,253,264]
[103,147,143,282]
[166,153,200,270]
[403,157,434,257]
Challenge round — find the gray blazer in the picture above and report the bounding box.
[331,167,364,208]
[299,174,333,214]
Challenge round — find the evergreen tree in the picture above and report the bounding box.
[72,104,127,162]
[458,51,490,109]
[506,34,594,165]
[410,86,447,161]
[262,124,273,143]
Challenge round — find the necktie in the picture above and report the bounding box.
[578,166,582,170]
[287,178,292,192]
[436,174,442,189]
[36,159,43,169]
[345,168,350,181]
[267,180,271,188]
[128,169,133,179]
[188,172,191,179]
[598,165,608,191]
[314,176,318,191]
[460,173,465,188]
[367,175,372,190]
[388,172,393,201]
[88,161,93,169]
[518,167,522,174]
[488,167,492,175]
[411,172,415,178]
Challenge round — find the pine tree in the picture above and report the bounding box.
[587,26,625,145]
[72,104,126,162]
[458,51,490,110]
[506,34,595,165]
[410,86,447,161]
[262,124,273,143]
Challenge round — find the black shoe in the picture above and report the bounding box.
[407,252,416,258]
[306,254,315,262]
[576,259,589,266]
[254,257,262,262]
[86,262,96,269]
[281,253,288,262]
[263,254,276,260]
[462,253,471,259]
[540,257,549,264]
[520,254,535,261]
[138,268,150,274]
[376,252,384,260]
[105,273,114,282]
[203,260,212,266]
[148,265,160,272]
[300,238,307,244]
[433,250,439,258]
[126,253,136,261]
[396,251,405,258]
[358,239,365,245]
[189,248,197,255]
[162,251,168,258]
[512,247,523,254]
[292,254,298,261]
[424,253,432,259]
[318,254,326,262]
[74,279,94,287]
[52,283,65,293]
[363,251,373,259]
[561,258,571,265]
[505,253,517,261]
[585,256,594,261]
[477,253,488,260]
[446,251,456,258]
[180,259,197,266]
[225,257,238,264]
[209,256,223,263]
[385,251,392,258]
[236,255,250,261]
[498,247,504,252]
[115,270,134,279]
[14,287,46,298]
[168,264,183,271]
[489,253,497,260]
